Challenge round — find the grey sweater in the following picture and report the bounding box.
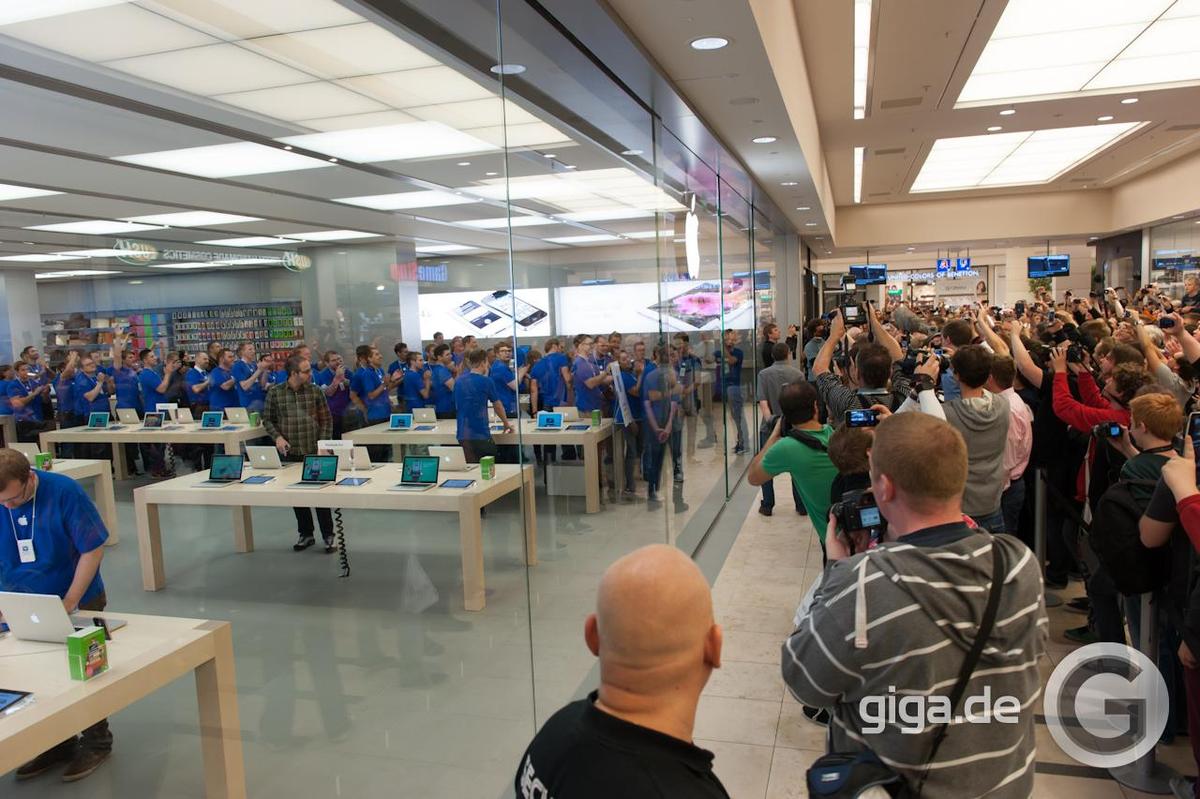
[783,528,1047,799]
[943,392,1010,518]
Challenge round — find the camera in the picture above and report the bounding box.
[1160,317,1176,329]
[841,302,863,324]
[1066,343,1086,364]
[845,408,880,428]
[831,489,887,546]
[1015,300,1026,317]
[1093,422,1122,438]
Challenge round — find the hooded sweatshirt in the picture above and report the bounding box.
[783,526,1047,799]
[943,391,1010,518]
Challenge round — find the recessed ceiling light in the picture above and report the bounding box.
[375,284,386,291]
[1121,97,1139,104]
[334,190,475,210]
[129,280,144,285]
[796,206,811,211]
[621,149,643,156]
[781,181,799,186]
[485,171,499,176]
[457,161,471,166]
[282,145,293,151]
[545,234,621,245]
[999,109,1017,116]
[0,254,86,263]
[906,246,916,251]
[115,142,331,178]
[805,222,818,227]
[752,136,778,144]
[35,269,121,279]
[490,63,526,75]
[987,125,1003,132]
[414,244,476,254]
[1097,115,1114,122]
[542,153,556,158]
[196,236,301,247]
[0,0,124,24]
[561,209,653,222]
[122,212,261,227]
[25,220,165,235]
[853,0,872,119]
[0,183,62,201]
[690,36,730,51]
[279,122,498,164]
[283,230,379,242]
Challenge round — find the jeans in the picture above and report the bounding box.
[460,438,498,464]
[621,422,642,490]
[643,425,668,492]
[1000,480,1026,545]
[669,427,682,478]
[725,384,747,450]
[758,428,802,511]
[972,508,1006,534]
[295,507,334,540]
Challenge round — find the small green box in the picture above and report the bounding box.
[67,626,108,681]
[34,453,52,470]
[249,411,261,427]
[591,409,601,427]
[480,455,495,480]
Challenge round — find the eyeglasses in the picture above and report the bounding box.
[0,475,31,506]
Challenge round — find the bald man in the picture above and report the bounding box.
[515,545,729,798]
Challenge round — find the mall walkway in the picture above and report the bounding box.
[699,501,1198,798]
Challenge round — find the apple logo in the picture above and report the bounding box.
[30,614,40,624]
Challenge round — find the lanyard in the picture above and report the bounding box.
[7,478,36,544]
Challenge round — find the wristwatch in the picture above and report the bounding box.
[910,375,935,401]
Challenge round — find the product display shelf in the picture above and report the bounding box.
[172,301,303,358]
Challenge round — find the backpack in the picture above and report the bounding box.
[1088,478,1169,595]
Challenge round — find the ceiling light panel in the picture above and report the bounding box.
[295,110,418,132]
[338,66,495,108]
[278,121,498,162]
[106,43,312,96]
[122,211,261,227]
[25,220,165,234]
[406,98,523,129]
[459,216,555,229]
[282,230,379,241]
[35,269,121,278]
[334,190,476,210]
[246,23,439,79]
[625,230,675,239]
[561,209,654,222]
[0,0,124,25]
[955,0,1200,106]
[544,234,621,244]
[853,0,871,119]
[113,142,333,178]
[0,253,86,262]
[215,82,387,121]
[911,122,1141,192]
[414,244,476,253]
[0,183,61,201]
[0,4,217,62]
[195,236,299,246]
[147,0,363,39]
[463,122,572,149]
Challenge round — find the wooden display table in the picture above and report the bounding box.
[40,423,267,480]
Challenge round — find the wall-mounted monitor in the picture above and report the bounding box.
[849,264,887,285]
[1027,255,1069,279]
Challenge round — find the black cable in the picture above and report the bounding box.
[164,444,175,476]
[334,507,350,578]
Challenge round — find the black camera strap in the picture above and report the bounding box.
[913,539,1006,797]
[785,428,828,452]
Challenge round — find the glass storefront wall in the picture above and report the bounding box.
[1149,218,1200,297]
[0,1,794,795]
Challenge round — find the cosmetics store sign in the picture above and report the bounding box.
[111,238,311,271]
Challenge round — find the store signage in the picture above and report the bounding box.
[112,238,310,270]
[392,262,449,282]
[1152,256,1198,271]
[890,268,980,282]
[936,258,952,272]
[955,258,972,270]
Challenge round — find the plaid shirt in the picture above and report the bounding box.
[262,381,332,461]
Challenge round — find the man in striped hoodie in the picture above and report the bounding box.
[782,413,1047,798]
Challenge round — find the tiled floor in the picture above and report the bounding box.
[702,501,1200,798]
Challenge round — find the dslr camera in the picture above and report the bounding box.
[830,489,887,550]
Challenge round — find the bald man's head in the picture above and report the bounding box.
[586,545,722,701]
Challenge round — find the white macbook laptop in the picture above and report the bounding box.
[7,443,41,461]
[0,592,126,643]
[412,407,437,423]
[175,407,195,423]
[246,446,283,470]
[429,445,475,472]
[536,411,565,430]
[389,455,439,492]
[115,407,140,425]
[336,446,382,471]
[553,406,580,422]
[224,407,250,424]
[289,455,338,489]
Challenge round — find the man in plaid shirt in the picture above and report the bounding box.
[263,354,335,553]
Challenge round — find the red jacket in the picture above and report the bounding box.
[1180,495,1200,554]
[1052,372,1129,500]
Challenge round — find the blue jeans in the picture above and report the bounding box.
[972,508,1006,534]
[759,428,802,511]
[725,384,747,450]
[1000,480,1025,541]
[643,424,668,491]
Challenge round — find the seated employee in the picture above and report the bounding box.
[0,448,112,783]
[207,349,239,413]
[232,342,271,413]
[514,545,728,798]
[7,362,54,442]
[429,343,457,419]
[263,355,336,552]
[453,348,512,463]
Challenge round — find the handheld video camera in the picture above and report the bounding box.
[830,489,887,551]
[1093,422,1122,439]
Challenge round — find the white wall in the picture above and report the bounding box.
[35,268,297,316]
[0,270,41,363]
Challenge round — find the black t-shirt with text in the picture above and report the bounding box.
[514,692,730,799]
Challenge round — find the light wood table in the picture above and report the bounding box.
[46,458,120,547]
[40,424,267,480]
[0,414,15,447]
[133,462,536,611]
[0,613,245,797]
[351,418,616,513]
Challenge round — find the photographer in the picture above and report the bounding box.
[811,303,911,422]
[782,413,1046,799]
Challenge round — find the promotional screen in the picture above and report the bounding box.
[303,457,338,481]
[850,264,887,285]
[555,278,754,335]
[419,288,551,339]
[1028,255,1070,278]
[402,457,439,482]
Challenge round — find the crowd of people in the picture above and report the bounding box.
[517,282,1200,799]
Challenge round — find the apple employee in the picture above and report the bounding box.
[0,448,112,783]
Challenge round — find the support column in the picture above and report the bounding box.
[0,271,41,364]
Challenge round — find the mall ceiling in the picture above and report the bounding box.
[0,0,769,282]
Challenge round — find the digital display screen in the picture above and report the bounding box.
[850,264,887,285]
[440,479,475,489]
[537,413,563,429]
[419,288,551,339]
[389,413,413,429]
[302,456,338,482]
[860,506,881,527]
[554,279,755,335]
[401,457,439,483]
[88,413,109,428]
[847,409,878,427]
[201,411,223,428]
[337,477,371,487]
[143,412,163,428]
[1028,255,1070,278]
[0,689,30,713]
[209,455,243,480]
